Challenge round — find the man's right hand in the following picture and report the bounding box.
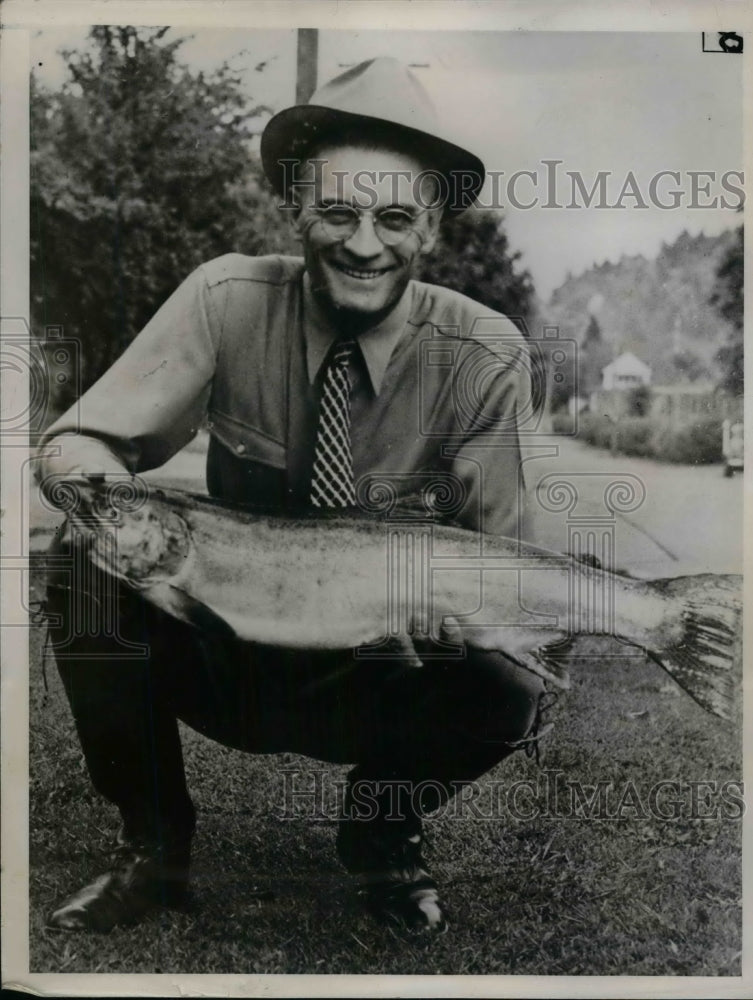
[35,433,130,507]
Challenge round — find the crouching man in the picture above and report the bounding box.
[38,57,545,935]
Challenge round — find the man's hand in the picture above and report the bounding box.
[35,433,130,508]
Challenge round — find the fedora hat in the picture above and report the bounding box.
[261,57,485,213]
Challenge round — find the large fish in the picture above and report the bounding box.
[55,478,741,720]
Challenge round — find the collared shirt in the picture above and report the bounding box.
[39,254,536,535]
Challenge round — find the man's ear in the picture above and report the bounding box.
[282,200,304,243]
[418,207,442,256]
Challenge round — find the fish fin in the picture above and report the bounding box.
[571,550,603,570]
[569,549,636,579]
[645,574,742,720]
[300,634,423,696]
[448,618,573,689]
[440,615,464,648]
[356,632,424,668]
[392,633,424,669]
[141,582,237,640]
[511,637,573,691]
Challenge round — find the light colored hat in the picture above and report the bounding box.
[261,57,484,213]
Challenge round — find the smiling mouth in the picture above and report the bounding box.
[332,263,394,280]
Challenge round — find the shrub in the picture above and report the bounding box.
[551,412,575,435]
[573,413,723,464]
[651,417,723,465]
[579,412,616,449]
[615,417,654,457]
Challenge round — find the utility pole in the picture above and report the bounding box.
[296,29,318,104]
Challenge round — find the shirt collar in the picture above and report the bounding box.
[302,272,414,395]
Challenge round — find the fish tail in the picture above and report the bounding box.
[645,574,742,720]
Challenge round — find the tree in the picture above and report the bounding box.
[709,224,743,395]
[419,208,534,321]
[578,314,612,397]
[31,26,296,412]
[671,348,707,382]
[418,208,545,412]
[582,314,602,348]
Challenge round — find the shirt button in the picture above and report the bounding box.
[236,443,246,455]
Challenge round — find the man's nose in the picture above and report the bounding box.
[342,213,385,258]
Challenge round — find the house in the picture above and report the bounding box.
[601,352,652,390]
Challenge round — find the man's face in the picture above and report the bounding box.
[293,144,441,321]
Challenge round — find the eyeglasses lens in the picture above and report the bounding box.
[318,207,418,246]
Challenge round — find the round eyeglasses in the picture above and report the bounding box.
[312,204,427,247]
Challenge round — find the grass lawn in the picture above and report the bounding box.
[28,557,742,976]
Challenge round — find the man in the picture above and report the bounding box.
[38,57,545,936]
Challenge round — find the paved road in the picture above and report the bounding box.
[31,432,742,579]
[525,435,743,578]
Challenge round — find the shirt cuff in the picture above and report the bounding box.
[34,433,130,487]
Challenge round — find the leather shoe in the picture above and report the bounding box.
[338,795,447,934]
[355,831,448,934]
[47,830,191,932]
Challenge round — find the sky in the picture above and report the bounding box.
[31,27,743,300]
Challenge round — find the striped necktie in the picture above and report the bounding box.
[310,340,357,507]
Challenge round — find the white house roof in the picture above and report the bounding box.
[602,352,652,376]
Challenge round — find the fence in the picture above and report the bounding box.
[589,386,742,429]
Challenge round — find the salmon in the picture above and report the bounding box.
[58,479,741,720]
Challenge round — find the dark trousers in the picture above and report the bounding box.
[46,538,545,849]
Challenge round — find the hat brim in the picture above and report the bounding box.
[260,105,485,214]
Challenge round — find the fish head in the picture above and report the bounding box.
[63,476,191,586]
[97,502,191,586]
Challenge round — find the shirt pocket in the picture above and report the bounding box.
[207,409,287,469]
